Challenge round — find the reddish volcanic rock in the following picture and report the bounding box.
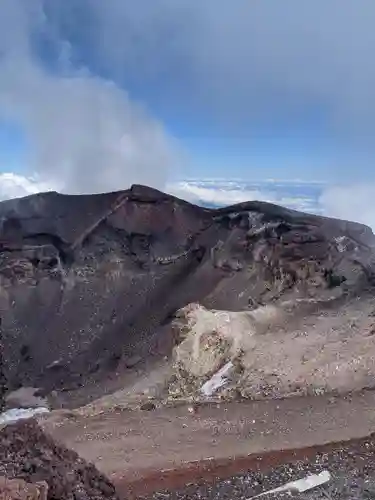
[0,420,119,499]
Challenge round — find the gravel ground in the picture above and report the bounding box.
[138,435,375,500]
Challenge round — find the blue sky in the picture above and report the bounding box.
[0,99,347,182]
[1,0,375,194]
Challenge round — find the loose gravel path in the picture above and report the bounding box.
[41,390,375,499]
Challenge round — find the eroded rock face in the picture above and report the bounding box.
[0,185,374,405]
[0,420,119,500]
[169,297,375,400]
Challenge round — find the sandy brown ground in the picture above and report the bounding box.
[39,390,375,498]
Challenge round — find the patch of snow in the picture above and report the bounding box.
[0,407,50,426]
[200,361,234,396]
[335,235,347,253]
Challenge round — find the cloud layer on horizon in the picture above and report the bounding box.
[169,180,375,232]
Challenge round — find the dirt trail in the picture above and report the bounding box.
[41,390,375,497]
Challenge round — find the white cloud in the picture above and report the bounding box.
[0,0,181,194]
[2,1,375,191]
[2,0,375,193]
[58,0,375,150]
[320,184,375,230]
[0,172,54,200]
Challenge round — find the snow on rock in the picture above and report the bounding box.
[200,362,234,396]
[0,407,50,426]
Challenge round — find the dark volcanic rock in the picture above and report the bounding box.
[0,184,374,405]
[0,322,6,412]
[0,419,119,499]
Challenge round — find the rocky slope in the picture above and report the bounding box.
[0,419,119,499]
[0,184,374,408]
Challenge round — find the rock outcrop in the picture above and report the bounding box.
[0,185,374,406]
[168,296,375,400]
[0,419,119,499]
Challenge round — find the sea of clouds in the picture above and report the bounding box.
[168,179,375,230]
